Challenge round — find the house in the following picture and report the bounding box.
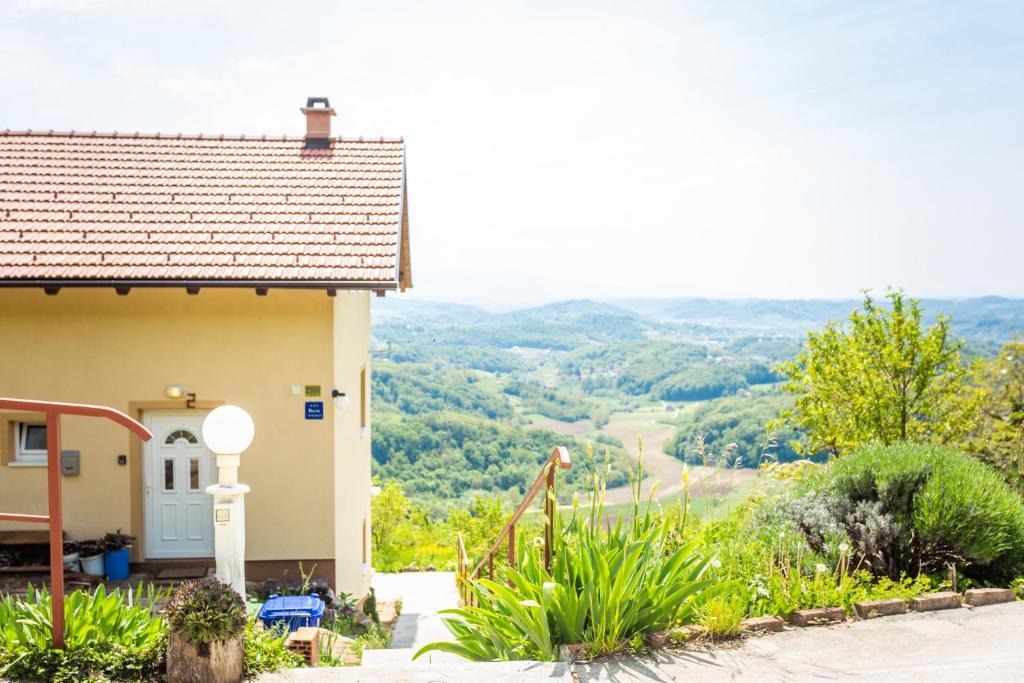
[0,98,411,599]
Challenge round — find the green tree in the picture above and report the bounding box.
[778,289,978,456]
[965,340,1024,490]
[372,481,410,551]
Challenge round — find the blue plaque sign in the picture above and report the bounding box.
[304,401,324,420]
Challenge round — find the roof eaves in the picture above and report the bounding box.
[0,279,400,291]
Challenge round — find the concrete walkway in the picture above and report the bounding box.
[361,571,464,665]
[577,600,1024,682]
[256,599,1024,681]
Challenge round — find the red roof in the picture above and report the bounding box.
[0,131,411,290]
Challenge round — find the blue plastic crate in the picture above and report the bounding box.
[258,594,325,633]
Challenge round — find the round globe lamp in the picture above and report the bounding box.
[202,405,255,455]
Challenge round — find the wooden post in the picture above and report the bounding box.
[45,412,64,650]
[544,463,555,571]
[507,523,516,569]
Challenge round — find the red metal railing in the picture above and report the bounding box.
[456,446,570,606]
[0,398,152,649]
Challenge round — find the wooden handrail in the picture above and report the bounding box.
[0,397,152,650]
[459,446,570,605]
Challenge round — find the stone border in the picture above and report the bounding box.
[556,586,1019,663]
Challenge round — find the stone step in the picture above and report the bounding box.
[359,647,468,667]
[256,660,573,682]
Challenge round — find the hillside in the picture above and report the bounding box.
[369,295,1024,510]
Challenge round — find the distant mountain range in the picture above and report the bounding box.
[373,296,1024,345]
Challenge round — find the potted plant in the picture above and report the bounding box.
[165,579,246,683]
[103,530,134,581]
[78,538,105,576]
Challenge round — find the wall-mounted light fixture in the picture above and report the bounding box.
[331,389,351,410]
[165,384,187,399]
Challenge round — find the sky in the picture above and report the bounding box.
[2,0,1022,306]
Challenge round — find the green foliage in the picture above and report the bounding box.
[667,393,812,467]
[698,590,745,637]
[724,336,804,363]
[372,481,411,553]
[372,411,629,506]
[560,339,777,401]
[0,584,168,682]
[242,618,302,677]
[779,289,979,456]
[372,484,524,572]
[698,500,937,620]
[504,379,593,422]
[793,443,1024,580]
[385,343,529,374]
[164,579,246,644]
[350,623,393,658]
[965,339,1024,491]
[364,588,380,625]
[373,361,513,419]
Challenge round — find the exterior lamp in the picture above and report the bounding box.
[202,405,254,597]
[165,384,186,399]
[331,389,351,410]
[202,405,255,456]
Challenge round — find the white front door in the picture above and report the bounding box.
[143,413,215,558]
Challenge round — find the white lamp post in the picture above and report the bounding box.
[202,405,255,597]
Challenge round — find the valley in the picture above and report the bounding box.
[370,296,1024,513]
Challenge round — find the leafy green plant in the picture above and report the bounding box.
[416,450,717,661]
[364,587,380,624]
[0,584,167,682]
[351,623,393,659]
[165,579,246,644]
[699,590,746,637]
[0,583,167,651]
[242,618,302,676]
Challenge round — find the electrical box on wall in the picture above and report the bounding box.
[60,450,80,476]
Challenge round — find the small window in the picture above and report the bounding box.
[14,423,47,465]
[163,459,175,491]
[165,429,199,446]
[189,458,200,491]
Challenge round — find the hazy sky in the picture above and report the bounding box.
[3,0,1022,305]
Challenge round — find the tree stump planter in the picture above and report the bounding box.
[166,631,244,683]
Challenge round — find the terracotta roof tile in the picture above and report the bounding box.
[0,131,409,287]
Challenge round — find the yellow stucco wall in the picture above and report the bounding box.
[332,292,373,597]
[0,287,372,596]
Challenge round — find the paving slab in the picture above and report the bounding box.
[367,571,464,663]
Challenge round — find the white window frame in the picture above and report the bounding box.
[12,422,48,466]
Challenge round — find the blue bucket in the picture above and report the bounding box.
[104,548,130,581]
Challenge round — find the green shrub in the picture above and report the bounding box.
[0,584,168,682]
[801,443,1024,580]
[242,618,302,677]
[165,579,246,644]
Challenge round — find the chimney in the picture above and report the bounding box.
[301,97,336,147]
